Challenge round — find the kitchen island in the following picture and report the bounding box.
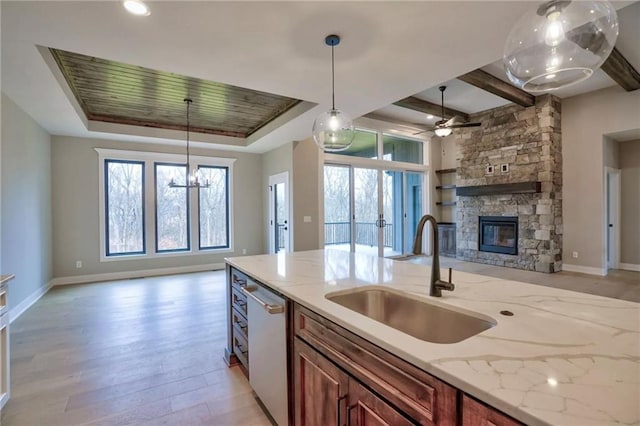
[225,249,639,426]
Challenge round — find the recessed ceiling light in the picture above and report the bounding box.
[123,0,150,16]
[426,114,434,119]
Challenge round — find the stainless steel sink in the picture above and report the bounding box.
[326,287,496,344]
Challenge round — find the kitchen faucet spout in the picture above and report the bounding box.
[412,215,455,297]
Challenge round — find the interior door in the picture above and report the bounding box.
[606,170,620,270]
[269,172,290,254]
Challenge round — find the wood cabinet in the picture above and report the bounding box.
[293,303,457,426]
[224,266,250,376]
[347,381,413,426]
[462,395,522,426]
[294,338,349,426]
[225,267,523,426]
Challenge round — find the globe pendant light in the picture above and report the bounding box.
[312,35,355,152]
[169,99,210,189]
[434,86,452,137]
[503,0,618,93]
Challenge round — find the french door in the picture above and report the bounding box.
[324,164,423,257]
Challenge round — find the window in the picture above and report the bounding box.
[331,129,424,165]
[198,166,230,249]
[105,160,145,256]
[382,134,423,164]
[155,163,189,252]
[97,148,235,260]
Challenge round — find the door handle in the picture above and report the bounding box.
[241,286,284,314]
[609,224,613,228]
[284,227,288,231]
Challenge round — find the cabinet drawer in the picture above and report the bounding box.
[295,304,457,426]
[233,328,249,371]
[231,306,248,336]
[231,287,247,317]
[462,394,523,426]
[231,269,249,291]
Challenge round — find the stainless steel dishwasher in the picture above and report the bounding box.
[242,281,288,426]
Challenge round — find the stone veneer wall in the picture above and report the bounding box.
[454,95,562,273]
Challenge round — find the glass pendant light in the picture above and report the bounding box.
[312,35,355,152]
[504,0,618,93]
[169,99,210,189]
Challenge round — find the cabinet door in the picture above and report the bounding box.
[294,338,349,426]
[462,395,522,426]
[348,381,413,426]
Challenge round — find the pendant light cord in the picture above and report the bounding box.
[331,44,335,110]
[185,98,191,169]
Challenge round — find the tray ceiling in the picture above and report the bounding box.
[49,48,302,138]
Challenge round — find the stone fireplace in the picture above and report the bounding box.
[453,95,562,273]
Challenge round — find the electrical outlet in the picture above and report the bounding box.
[304,216,312,223]
[572,251,578,259]
[76,260,83,269]
[242,249,247,255]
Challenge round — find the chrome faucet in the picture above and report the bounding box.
[412,215,455,297]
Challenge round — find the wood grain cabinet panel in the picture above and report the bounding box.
[294,338,349,426]
[294,304,457,426]
[462,395,523,426]
[348,381,413,426]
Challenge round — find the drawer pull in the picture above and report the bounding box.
[242,286,284,314]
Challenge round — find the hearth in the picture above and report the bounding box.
[479,216,518,255]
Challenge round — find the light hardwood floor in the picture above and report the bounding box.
[2,271,271,426]
[2,264,638,426]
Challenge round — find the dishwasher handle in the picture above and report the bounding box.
[242,286,284,314]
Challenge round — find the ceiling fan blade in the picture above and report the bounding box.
[412,127,435,135]
[448,122,482,129]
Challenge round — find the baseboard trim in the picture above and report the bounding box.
[561,264,606,276]
[619,263,640,272]
[10,280,54,324]
[50,263,225,286]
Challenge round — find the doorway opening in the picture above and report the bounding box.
[268,172,290,254]
[605,168,621,271]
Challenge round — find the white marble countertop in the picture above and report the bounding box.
[225,249,640,426]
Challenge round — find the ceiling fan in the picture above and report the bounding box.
[414,86,481,136]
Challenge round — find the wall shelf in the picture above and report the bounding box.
[435,168,456,175]
[436,201,457,206]
[456,181,541,196]
[435,185,457,190]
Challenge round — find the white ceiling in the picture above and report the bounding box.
[1,1,638,153]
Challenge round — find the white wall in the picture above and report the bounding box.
[1,93,52,311]
[292,138,322,251]
[51,136,263,279]
[562,86,640,272]
[619,140,640,266]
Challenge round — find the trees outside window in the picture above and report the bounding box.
[98,149,234,260]
[105,160,145,256]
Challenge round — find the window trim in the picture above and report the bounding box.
[96,148,236,262]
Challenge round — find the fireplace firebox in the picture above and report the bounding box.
[479,216,518,255]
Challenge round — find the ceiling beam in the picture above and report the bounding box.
[601,47,640,92]
[361,113,432,133]
[457,69,535,107]
[392,97,469,122]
